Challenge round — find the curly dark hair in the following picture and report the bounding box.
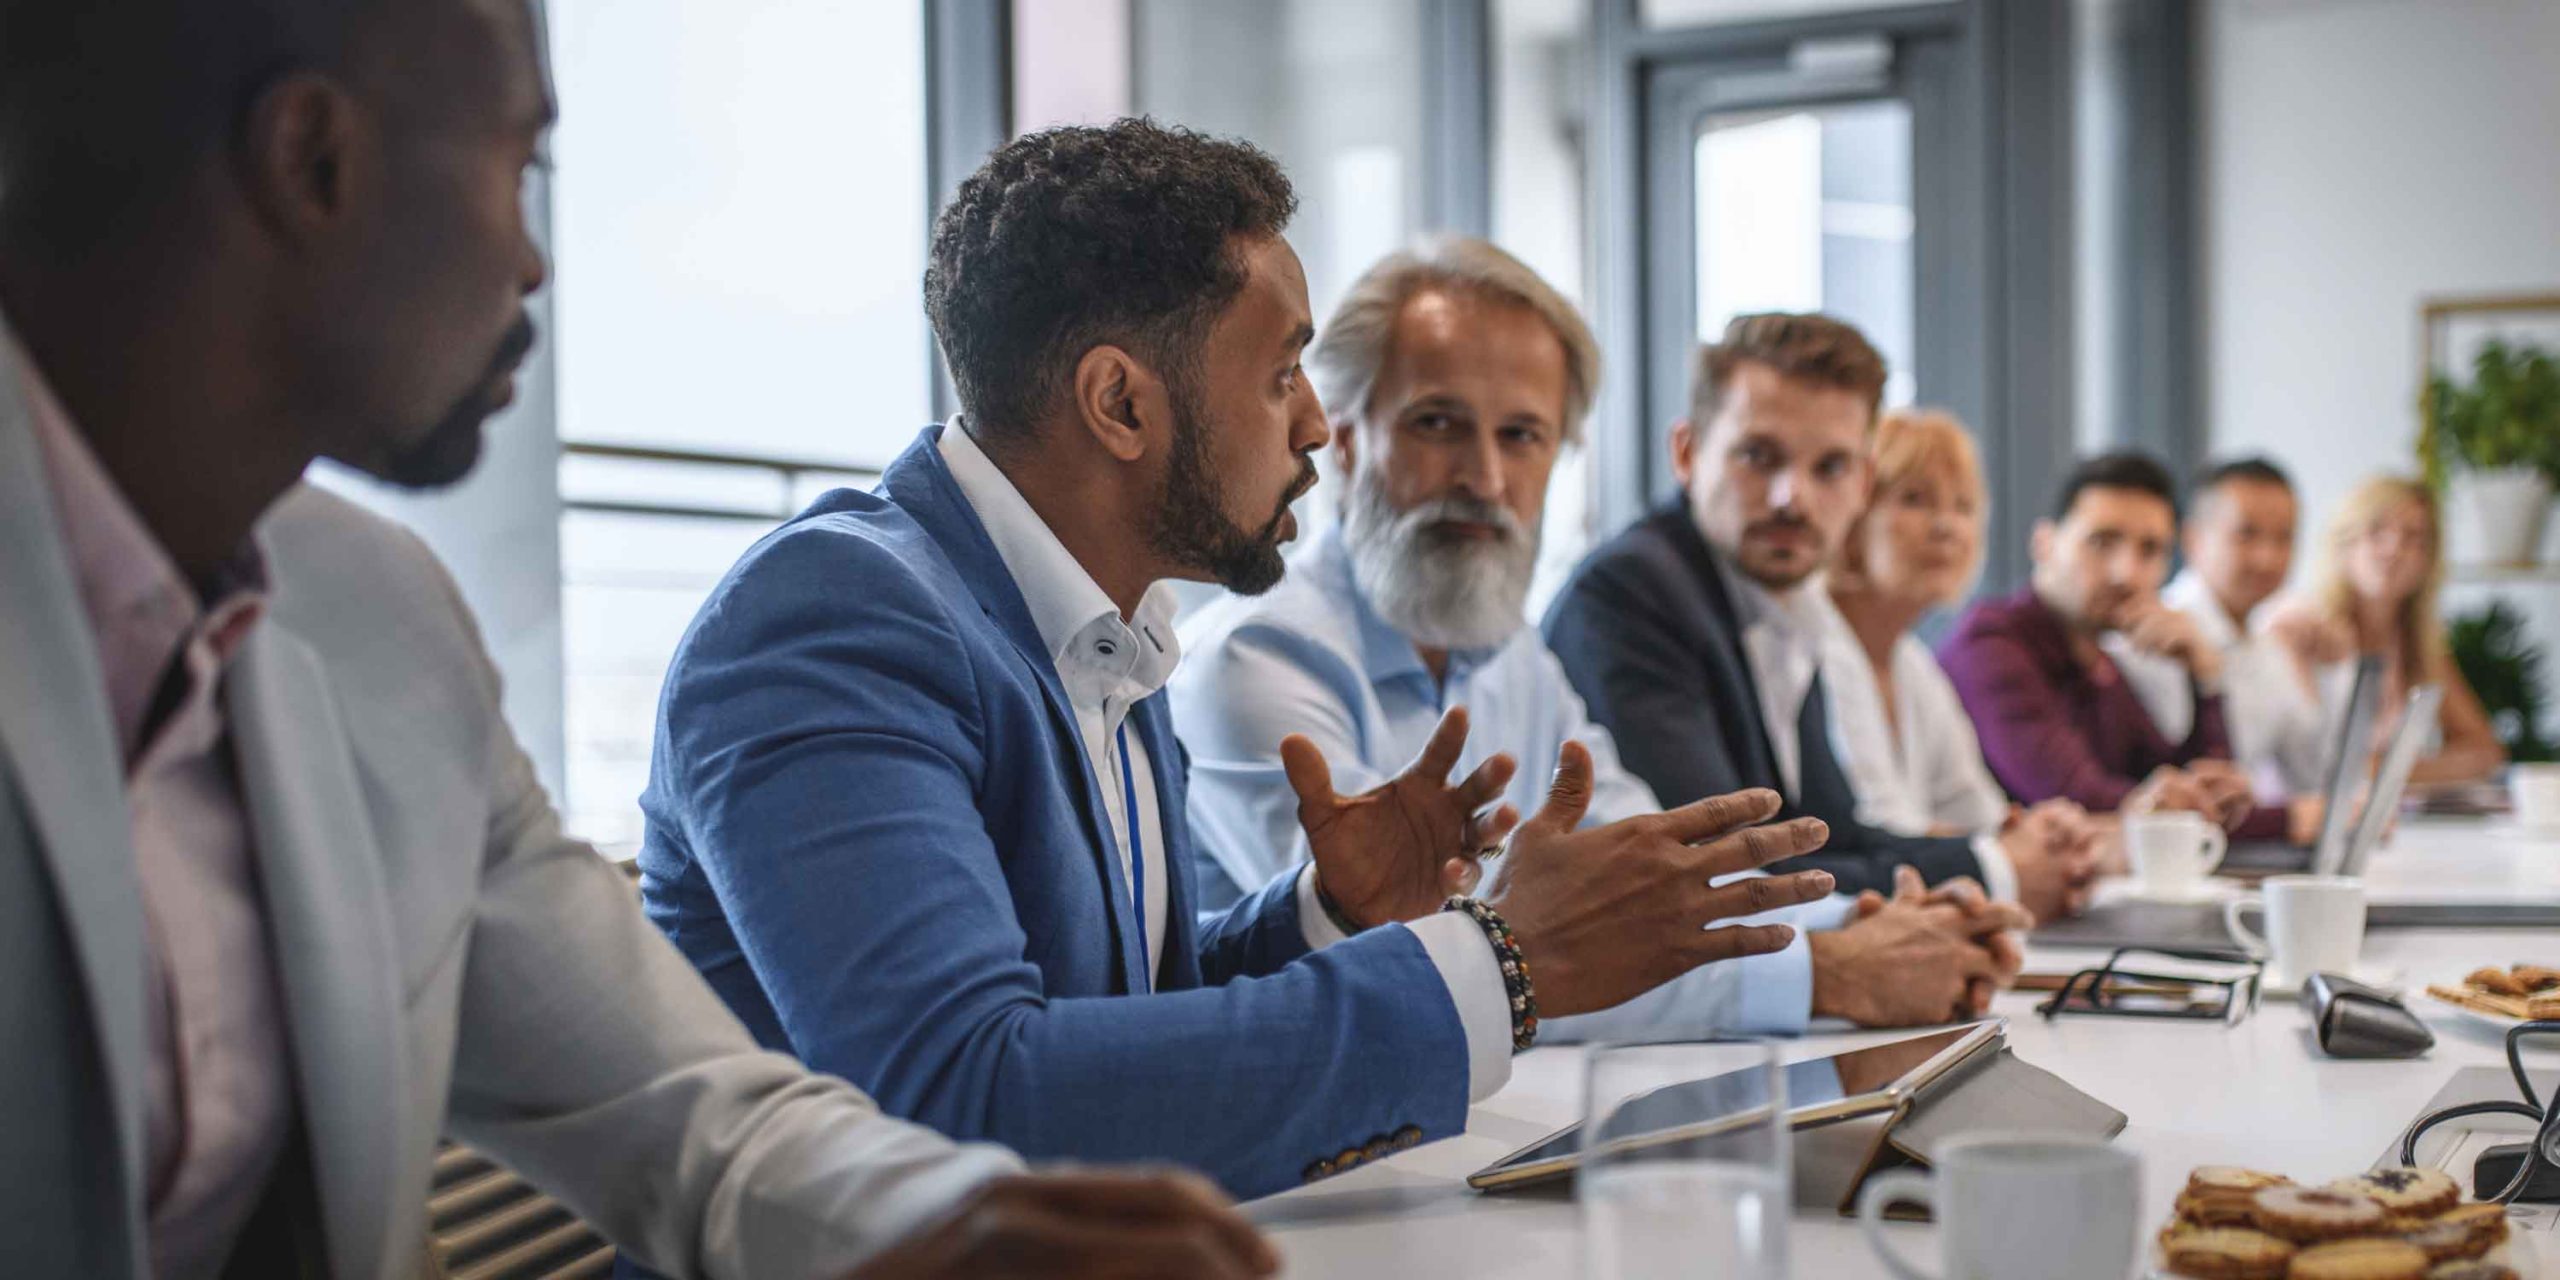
[923,118,1298,445]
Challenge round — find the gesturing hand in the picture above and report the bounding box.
[1482,743,1837,1019]
[842,1170,1277,1280]
[1287,707,1517,929]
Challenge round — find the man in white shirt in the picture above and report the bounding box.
[2167,459,2333,798]
[1176,239,2030,1033]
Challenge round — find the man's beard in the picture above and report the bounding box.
[371,316,538,491]
[1146,374,1312,596]
[1341,461,1540,651]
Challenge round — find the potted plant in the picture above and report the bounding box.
[2423,338,2560,566]
[2448,602,2556,764]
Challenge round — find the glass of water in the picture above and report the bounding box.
[1580,1039,1791,1280]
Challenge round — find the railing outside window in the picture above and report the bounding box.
[559,443,878,854]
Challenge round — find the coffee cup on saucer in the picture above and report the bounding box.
[2125,810,2228,901]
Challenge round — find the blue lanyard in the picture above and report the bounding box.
[1117,722,1149,993]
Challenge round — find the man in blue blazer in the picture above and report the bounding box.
[638,119,1839,1201]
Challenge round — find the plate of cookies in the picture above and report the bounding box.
[2156,1164,2533,1279]
[2426,965,2560,1026]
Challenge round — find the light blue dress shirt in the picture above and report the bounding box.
[1172,529,1858,1039]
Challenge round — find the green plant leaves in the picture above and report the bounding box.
[2428,339,2560,481]
[2449,601,2557,764]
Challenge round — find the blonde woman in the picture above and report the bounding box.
[1823,410,2066,841]
[2276,475,2506,787]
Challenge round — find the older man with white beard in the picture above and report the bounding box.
[1173,239,2029,1036]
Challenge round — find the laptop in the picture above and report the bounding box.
[2218,655,2383,875]
[2035,685,2558,948]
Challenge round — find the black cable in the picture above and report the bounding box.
[2395,1021,2560,1203]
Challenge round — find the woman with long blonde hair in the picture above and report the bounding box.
[2280,475,2506,787]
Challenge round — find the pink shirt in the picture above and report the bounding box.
[19,342,294,1279]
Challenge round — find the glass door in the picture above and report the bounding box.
[1641,28,1959,459]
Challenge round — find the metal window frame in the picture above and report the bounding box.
[924,0,1013,422]
[2081,0,2198,473]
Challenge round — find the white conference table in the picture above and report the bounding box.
[1253,817,2560,1278]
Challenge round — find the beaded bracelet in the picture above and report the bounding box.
[1443,897,1538,1052]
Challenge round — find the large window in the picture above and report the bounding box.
[1693,100,1916,406]
[547,0,928,849]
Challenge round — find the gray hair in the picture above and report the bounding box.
[1308,236,1601,443]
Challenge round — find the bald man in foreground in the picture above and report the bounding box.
[0,1,1272,1276]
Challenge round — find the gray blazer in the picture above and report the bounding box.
[0,347,1019,1279]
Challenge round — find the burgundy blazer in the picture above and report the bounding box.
[1937,588,2285,840]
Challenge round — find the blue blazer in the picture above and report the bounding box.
[635,427,1471,1199]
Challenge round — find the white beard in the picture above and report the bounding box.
[1341,463,1540,652]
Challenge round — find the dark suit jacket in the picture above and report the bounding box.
[1541,503,1983,894]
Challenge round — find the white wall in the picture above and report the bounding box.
[2202,0,2560,547]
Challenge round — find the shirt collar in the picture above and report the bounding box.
[14,329,268,761]
[1707,538,1828,640]
[937,419,1181,698]
[1307,527,1507,694]
[2162,569,2244,647]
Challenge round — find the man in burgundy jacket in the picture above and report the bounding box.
[1938,454,2318,846]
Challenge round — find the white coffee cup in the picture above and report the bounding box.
[2224,874,2366,990]
[2514,763,2560,832]
[1857,1132,2140,1280]
[2125,810,2228,899]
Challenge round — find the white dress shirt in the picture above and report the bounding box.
[1713,556,1829,803]
[2164,570,2330,797]
[1817,610,2012,838]
[1713,551,2017,900]
[938,426,1513,1097]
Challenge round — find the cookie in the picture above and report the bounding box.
[2193,1166,2297,1195]
[2161,1226,2295,1279]
[2254,1184,2388,1242]
[2512,964,2560,991]
[2432,1203,2509,1252]
[2425,1263,2517,1280]
[2468,967,2527,996]
[2286,1238,2429,1280]
[2181,1167,2295,1226]
[2331,1167,2460,1218]
[2397,1218,2491,1263]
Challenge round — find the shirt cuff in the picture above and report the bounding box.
[1294,865,1350,951]
[1405,911,1516,1104]
[1969,830,2019,903]
[1721,894,1855,1034]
